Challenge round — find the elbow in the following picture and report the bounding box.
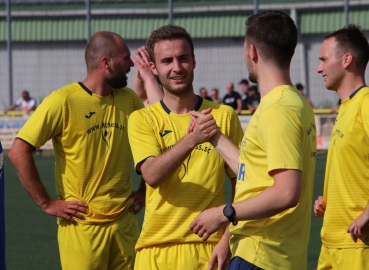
[282,190,301,209]
[141,172,160,189]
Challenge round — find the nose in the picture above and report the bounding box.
[172,59,182,72]
[317,62,323,74]
[129,57,134,67]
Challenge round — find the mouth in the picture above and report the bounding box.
[170,75,185,82]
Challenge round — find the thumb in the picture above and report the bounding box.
[201,107,212,114]
[207,255,216,270]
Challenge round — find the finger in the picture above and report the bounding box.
[200,108,212,114]
[66,209,86,220]
[202,232,210,241]
[133,203,144,215]
[207,254,216,270]
[189,111,207,118]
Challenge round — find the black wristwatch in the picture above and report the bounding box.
[223,204,238,225]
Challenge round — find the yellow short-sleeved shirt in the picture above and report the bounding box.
[321,86,369,248]
[231,85,316,270]
[128,98,243,250]
[17,82,144,224]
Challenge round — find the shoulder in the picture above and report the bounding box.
[37,83,83,111]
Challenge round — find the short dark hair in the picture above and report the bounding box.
[146,24,194,63]
[325,24,369,73]
[245,10,298,70]
[239,79,249,85]
[295,83,304,90]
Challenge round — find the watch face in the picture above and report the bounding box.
[223,205,234,217]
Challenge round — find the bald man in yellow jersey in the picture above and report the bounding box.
[128,24,243,270]
[8,32,145,270]
[314,25,369,270]
[190,11,316,270]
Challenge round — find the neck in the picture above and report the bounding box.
[336,73,366,100]
[82,74,114,96]
[162,88,198,114]
[257,66,293,98]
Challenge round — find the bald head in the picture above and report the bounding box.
[85,31,125,72]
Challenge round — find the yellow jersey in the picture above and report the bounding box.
[321,86,369,248]
[231,85,316,270]
[17,82,144,224]
[128,98,243,250]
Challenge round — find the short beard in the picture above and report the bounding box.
[106,77,128,89]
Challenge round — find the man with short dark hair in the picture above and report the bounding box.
[314,24,369,270]
[239,79,249,110]
[222,82,242,114]
[190,11,316,270]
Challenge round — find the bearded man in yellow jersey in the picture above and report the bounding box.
[128,25,243,270]
[8,32,145,270]
[190,11,316,270]
[314,25,369,270]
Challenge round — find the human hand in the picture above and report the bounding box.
[43,199,88,224]
[190,206,227,241]
[129,188,145,215]
[208,237,231,270]
[314,196,326,217]
[188,108,219,144]
[188,108,213,134]
[132,46,154,83]
[347,209,369,242]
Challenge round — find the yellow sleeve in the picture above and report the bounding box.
[128,109,161,170]
[16,90,64,150]
[258,104,303,172]
[361,93,369,138]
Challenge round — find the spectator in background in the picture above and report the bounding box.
[239,79,250,109]
[199,87,212,101]
[244,85,260,113]
[296,83,313,107]
[222,82,242,114]
[210,88,221,103]
[4,90,36,114]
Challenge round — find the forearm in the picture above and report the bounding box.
[144,77,163,105]
[140,134,198,187]
[8,140,53,210]
[233,170,301,220]
[210,132,239,174]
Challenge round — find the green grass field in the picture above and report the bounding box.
[4,155,326,269]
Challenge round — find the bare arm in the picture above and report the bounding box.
[191,169,302,240]
[139,109,218,188]
[209,132,240,175]
[236,98,242,114]
[132,46,163,106]
[8,139,88,223]
[4,104,17,114]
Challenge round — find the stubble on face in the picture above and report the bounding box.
[152,39,195,97]
[318,38,345,91]
[107,40,132,89]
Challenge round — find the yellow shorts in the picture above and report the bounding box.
[58,211,139,270]
[135,243,217,270]
[317,245,369,270]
